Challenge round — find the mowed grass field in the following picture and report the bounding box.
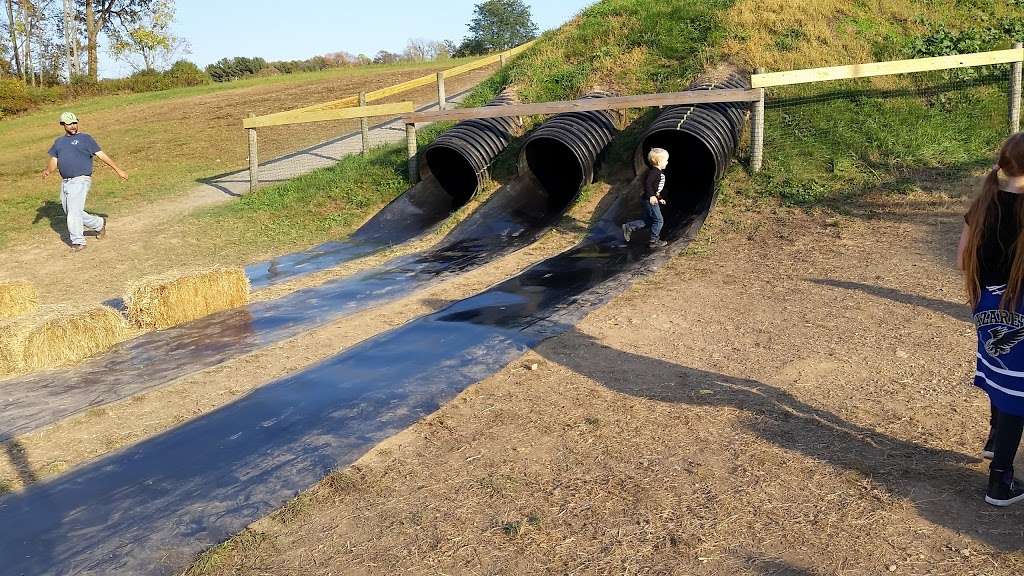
[0,57,479,249]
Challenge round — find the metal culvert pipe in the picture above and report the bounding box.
[633,73,751,239]
[520,90,618,210]
[421,89,523,207]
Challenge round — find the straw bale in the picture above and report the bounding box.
[124,267,250,330]
[0,280,39,319]
[0,305,130,377]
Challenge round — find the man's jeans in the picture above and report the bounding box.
[60,176,104,246]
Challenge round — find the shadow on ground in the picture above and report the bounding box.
[807,278,970,322]
[536,328,1024,552]
[33,200,108,247]
[4,440,38,489]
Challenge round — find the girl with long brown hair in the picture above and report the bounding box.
[958,132,1024,506]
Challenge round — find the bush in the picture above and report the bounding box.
[0,60,211,120]
[165,60,211,87]
[205,56,268,82]
[0,78,32,117]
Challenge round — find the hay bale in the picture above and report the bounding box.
[124,267,250,330]
[0,305,130,377]
[0,280,39,319]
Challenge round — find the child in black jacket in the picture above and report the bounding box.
[622,147,669,247]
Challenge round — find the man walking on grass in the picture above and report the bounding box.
[41,112,128,252]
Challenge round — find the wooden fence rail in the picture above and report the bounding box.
[244,45,1024,193]
[404,89,763,124]
[751,48,1024,88]
[243,40,536,130]
[243,101,414,129]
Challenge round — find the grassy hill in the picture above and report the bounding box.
[468,0,1024,205]
[0,58,478,249]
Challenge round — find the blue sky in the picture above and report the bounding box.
[100,0,594,77]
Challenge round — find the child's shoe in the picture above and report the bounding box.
[986,467,1024,507]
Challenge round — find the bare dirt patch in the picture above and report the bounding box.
[181,184,1024,575]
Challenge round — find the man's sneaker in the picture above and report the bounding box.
[982,428,996,460]
[97,218,107,239]
[70,244,86,252]
[986,467,1024,507]
[621,223,632,243]
[648,239,668,248]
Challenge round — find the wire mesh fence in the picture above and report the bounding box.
[756,66,1016,203]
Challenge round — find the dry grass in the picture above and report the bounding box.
[124,268,250,330]
[0,281,38,319]
[0,304,129,376]
[721,0,1018,73]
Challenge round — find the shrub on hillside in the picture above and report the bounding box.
[0,78,32,117]
[205,56,268,82]
[0,61,211,119]
[165,60,211,86]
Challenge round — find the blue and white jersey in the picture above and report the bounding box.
[974,284,1024,417]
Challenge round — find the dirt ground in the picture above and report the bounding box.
[174,180,1024,575]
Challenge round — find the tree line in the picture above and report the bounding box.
[204,0,539,83]
[1,0,188,86]
[0,0,537,91]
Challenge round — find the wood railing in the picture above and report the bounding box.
[746,45,1024,171]
[242,40,536,130]
[241,45,1024,192]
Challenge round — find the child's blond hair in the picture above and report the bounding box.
[648,147,669,169]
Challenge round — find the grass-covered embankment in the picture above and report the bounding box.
[721,0,1024,206]
[192,123,451,256]
[188,0,742,257]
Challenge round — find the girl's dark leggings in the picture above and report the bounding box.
[991,402,1024,470]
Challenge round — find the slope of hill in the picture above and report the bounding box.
[0,58,478,249]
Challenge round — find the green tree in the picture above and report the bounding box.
[107,0,183,71]
[81,0,157,80]
[459,0,537,55]
[4,0,22,78]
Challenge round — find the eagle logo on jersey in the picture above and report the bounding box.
[986,325,1024,357]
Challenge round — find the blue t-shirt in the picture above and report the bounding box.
[48,133,101,178]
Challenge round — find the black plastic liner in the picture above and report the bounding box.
[630,73,750,241]
[0,80,752,576]
[0,93,623,443]
[420,89,522,206]
[246,91,522,289]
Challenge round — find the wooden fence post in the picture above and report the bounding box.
[750,68,766,173]
[247,112,258,193]
[436,71,446,111]
[406,122,418,183]
[1012,42,1022,134]
[359,92,370,153]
